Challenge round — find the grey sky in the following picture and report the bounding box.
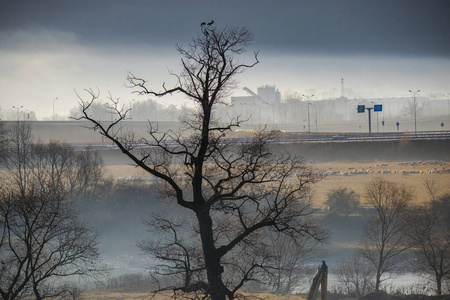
[1,0,449,119]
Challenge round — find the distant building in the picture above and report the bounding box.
[257,85,281,105]
[230,85,281,125]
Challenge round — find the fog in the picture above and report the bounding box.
[2,1,450,296]
[74,137,449,293]
[1,1,450,120]
[2,117,448,295]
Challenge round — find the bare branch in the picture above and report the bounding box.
[77,23,324,300]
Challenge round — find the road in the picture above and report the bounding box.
[71,130,450,150]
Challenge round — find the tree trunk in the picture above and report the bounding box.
[196,208,230,300]
[33,285,43,300]
[375,246,384,291]
[435,272,442,295]
[375,267,381,291]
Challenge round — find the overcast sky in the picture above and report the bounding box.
[1,0,449,119]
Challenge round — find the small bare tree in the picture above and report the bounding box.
[138,214,206,297]
[2,122,105,203]
[403,99,425,117]
[2,121,33,195]
[76,23,327,300]
[0,123,105,299]
[0,120,6,162]
[0,186,102,300]
[336,253,374,296]
[422,178,444,202]
[359,178,413,291]
[404,194,450,295]
[262,231,320,294]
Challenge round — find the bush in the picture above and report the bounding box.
[325,187,360,216]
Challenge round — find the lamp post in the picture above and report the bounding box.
[130,99,135,120]
[313,102,318,132]
[53,98,58,121]
[12,105,23,122]
[308,102,311,136]
[371,101,380,133]
[303,94,314,136]
[444,94,450,116]
[409,90,420,134]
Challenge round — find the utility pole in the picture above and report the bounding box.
[366,107,373,135]
[303,94,314,137]
[13,105,23,122]
[409,90,420,135]
[314,103,318,132]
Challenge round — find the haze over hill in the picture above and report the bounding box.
[1,1,449,119]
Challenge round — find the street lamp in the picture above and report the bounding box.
[444,94,450,116]
[129,99,135,120]
[53,97,58,121]
[313,102,318,132]
[12,105,23,122]
[371,100,380,133]
[409,89,420,134]
[302,94,314,136]
[308,102,311,135]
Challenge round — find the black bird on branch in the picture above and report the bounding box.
[201,20,214,36]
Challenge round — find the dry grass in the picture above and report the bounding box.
[82,290,152,300]
[105,160,450,207]
[83,290,306,300]
[311,160,450,206]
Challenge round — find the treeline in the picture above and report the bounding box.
[280,139,450,163]
[69,98,182,122]
[2,120,449,298]
[322,183,450,296]
[0,121,105,300]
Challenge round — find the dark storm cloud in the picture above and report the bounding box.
[1,0,449,57]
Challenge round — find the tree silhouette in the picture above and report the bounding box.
[76,24,326,300]
[359,178,413,291]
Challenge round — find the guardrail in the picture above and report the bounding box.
[67,130,450,150]
[326,131,450,143]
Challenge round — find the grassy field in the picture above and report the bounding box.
[83,290,306,300]
[92,160,450,299]
[311,160,449,206]
[105,160,450,207]
[83,291,152,300]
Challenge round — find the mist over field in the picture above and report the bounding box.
[76,137,450,292]
[1,1,450,298]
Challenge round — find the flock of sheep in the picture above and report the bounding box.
[316,160,447,177]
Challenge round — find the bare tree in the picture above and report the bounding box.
[2,122,105,203]
[0,186,102,300]
[422,178,445,203]
[76,24,326,300]
[0,123,105,299]
[404,194,450,295]
[264,231,320,294]
[359,178,413,291]
[403,99,425,118]
[137,214,206,298]
[0,120,6,162]
[68,147,106,207]
[2,121,33,195]
[336,253,374,297]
